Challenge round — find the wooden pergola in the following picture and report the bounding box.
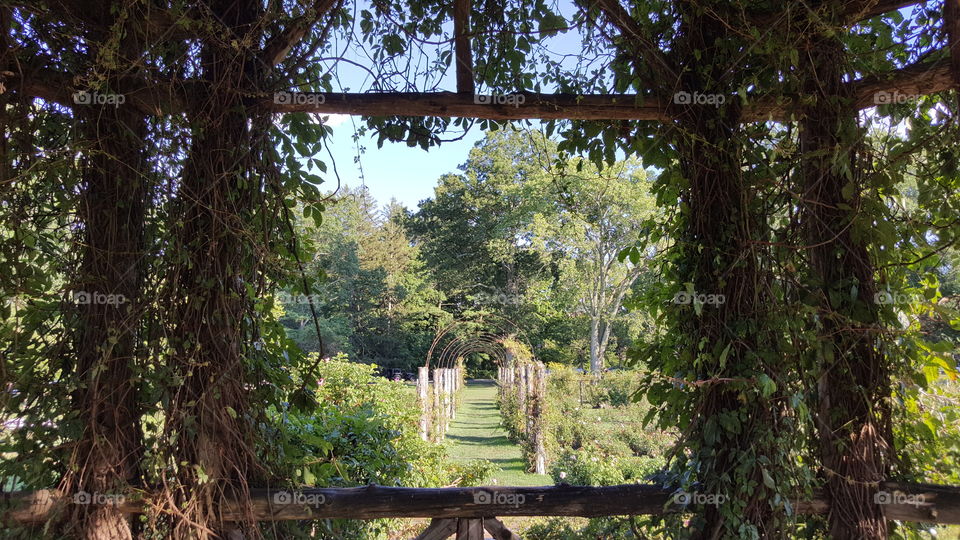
[4,0,960,538]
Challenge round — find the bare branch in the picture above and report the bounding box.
[753,0,925,27]
[260,0,340,68]
[587,0,677,89]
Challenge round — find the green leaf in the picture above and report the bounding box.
[757,374,776,398]
[762,468,776,490]
[718,343,731,370]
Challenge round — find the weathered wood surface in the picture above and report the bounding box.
[455,518,484,539]
[4,482,959,525]
[258,59,952,122]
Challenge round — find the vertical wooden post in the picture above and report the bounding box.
[456,518,484,539]
[532,363,547,475]
[517,365,527,436]
[453,0,475,95]
[447,369,455,423]
[418,366,430,441]
[432,368,442,441]
[526,364,536,436]
[439,369,447,437]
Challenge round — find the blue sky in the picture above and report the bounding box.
[318,114,483,210]
[312,0,586,210]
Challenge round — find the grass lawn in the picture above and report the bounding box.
[444,379,551,487]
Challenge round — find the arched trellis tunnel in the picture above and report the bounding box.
[424,315,537,374]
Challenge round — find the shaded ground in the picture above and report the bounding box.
[445,379,550,487]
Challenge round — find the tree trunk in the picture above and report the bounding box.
[589,317,603,373]
[671,2,785,536]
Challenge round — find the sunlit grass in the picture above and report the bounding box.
[444,380,550,487]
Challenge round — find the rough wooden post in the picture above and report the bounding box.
[432,368,442,441]
[456,518,484,539]
[517,365,527,436]
[418,366,430,441]
[441,369,448,437]
[446,368,455,423]
[531,363,547,475]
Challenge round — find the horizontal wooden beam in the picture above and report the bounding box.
[262,59,952,122]
[265,92,668,121]
[6,54,950,122]
[4,481,959,525]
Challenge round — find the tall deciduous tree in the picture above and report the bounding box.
[529,153,654,372]
[410,129,655,372]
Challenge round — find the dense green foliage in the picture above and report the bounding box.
[279,189,448,370]
[266,356,494,539]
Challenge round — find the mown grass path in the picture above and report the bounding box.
[445,379,550,487]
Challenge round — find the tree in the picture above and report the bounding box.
[409,129,656,373]
[283,187,448,368]
[528,152,654,372]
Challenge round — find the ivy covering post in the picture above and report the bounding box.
[798,8,891,538]
[600,1,802,535]
[59,15,150,538]
[159,0,272,535]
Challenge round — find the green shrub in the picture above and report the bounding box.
[270,354,495,539]
[549,446,626,486]
[524,516,650,539]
